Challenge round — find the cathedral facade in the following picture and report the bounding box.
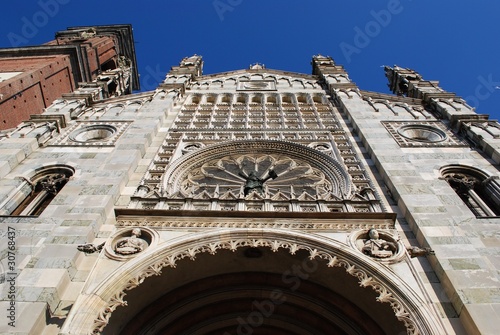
[1,26,499,335]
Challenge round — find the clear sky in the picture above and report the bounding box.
[1,0,499,119]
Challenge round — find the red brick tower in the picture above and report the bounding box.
[0,24,139,130]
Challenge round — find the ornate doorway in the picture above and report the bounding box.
[62,229,443,335]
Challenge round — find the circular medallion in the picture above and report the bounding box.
[69,124,117,143]
[105,227,159,261]
[397,125,446,143]
[349,229,405,264]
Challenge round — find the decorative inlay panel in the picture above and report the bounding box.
[49,121,130,146]
[237,80,276,91]
[382,121,466,147]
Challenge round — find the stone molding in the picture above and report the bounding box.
[61,229,444,335]
[116,217,395,231]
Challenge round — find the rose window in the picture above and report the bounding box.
[180,154,333,198]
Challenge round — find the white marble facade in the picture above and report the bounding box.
[0,55,499,334]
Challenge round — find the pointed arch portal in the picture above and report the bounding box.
[62,229,443,335]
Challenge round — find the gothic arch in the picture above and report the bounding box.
[440,164,500,217]
[61,229,444,335]
[224,78,237,87]
[0,164,75,216]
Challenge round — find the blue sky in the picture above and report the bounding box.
[1,0,499,119]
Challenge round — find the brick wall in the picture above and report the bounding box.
[0,55,74,129]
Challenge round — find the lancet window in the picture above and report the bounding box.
[1,165,74,216]
[441,165,500,217]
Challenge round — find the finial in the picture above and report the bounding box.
[249,63,265,70]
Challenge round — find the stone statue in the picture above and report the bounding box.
[239,170,278,196]
[117,56,132,69]
[361,229,397,258]
[249,63,265,70]
[79,27,96,39]
[114,228,147,255]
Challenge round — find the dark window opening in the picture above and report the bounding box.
[101,59,117,72]
[10,166,74,216]
[442,166,500,217]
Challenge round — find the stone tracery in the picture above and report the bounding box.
[129,137,384,212]
[180,153,332,199]
[135,139,379,213]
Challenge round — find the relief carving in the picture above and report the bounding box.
[105,227,159,261]
[350,229,405,264]
[114,228,147,255]
[361,229,398,259]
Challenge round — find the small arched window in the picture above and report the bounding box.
[441,165,500,217]
[313,95,323,103]
[3,165,74,216]
[190,96,200,104]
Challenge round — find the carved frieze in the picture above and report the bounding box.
[116,217,395,231]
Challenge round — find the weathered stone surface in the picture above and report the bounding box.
[2,53,500,335]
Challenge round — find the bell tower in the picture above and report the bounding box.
[0,24,139,130]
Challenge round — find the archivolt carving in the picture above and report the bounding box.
[70,230,443,335]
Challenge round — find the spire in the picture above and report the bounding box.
[161,55,204,92]
[170,55,203,77]
[249,63,265,70]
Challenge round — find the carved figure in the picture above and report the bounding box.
[39,173,70,194]
[77,242,105,254]
[407,246,435,258]
[362,229,397,258]
[114,228,146,255]
[118,56,132,69]
[79,27,96,39]
[239,170,278,196]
